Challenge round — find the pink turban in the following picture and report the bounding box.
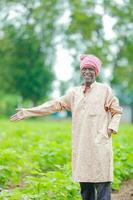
[80,54,102,76]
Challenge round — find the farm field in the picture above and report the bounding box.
[0,118,133,200]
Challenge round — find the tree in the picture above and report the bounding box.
[61,0,133,106]
[0,0,63,105]
[59,0,110,85]
[103,1,133,105]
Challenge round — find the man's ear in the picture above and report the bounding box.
[80,69,83,75]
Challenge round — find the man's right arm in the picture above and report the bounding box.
[10,88,74,122]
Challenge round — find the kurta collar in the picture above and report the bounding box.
[81,81,97,94]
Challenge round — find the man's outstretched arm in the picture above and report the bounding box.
[10,88,74,122]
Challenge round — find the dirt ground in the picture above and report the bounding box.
[112,179,133,200]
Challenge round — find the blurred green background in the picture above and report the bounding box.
[0,0,132,119]
[0,0,133,199]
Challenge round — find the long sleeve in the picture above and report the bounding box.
[22,88,74,118]
[104,85,123,133]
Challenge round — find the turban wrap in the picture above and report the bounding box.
[80,54,102,76]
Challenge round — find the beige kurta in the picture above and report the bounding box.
[22,81,123,183]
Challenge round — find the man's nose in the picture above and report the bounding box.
[85,69,91,73]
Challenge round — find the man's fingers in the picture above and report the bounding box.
[10,116,23,122]
[10,118,21,122]
[10,112,23,122]
[10,114,17,119]
[10,113,19,120]
[107,130,112,137]
[10,115,19,121]
[10,108,25,122]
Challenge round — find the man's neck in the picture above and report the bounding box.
[84,80,95,87]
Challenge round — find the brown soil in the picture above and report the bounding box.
[112,179,133,200]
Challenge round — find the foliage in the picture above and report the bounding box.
[62,1,133,104]
[0,0,63,104]
[0,119,132,199]
[112,124,133,190]
[0,0,132,105]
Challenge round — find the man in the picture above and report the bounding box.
[10,54,123,200]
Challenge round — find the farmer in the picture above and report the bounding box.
[10,54,123,200]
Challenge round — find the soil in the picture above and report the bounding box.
[112,179,133,200]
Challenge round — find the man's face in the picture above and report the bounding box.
[81,66,96,83]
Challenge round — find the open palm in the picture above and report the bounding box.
[10,108,25,122]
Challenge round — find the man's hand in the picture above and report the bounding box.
[10,108,25,122]
[107,128,114,137]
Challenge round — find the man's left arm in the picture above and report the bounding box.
[104,86,123,135]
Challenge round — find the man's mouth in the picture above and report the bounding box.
[84,75,92,78]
